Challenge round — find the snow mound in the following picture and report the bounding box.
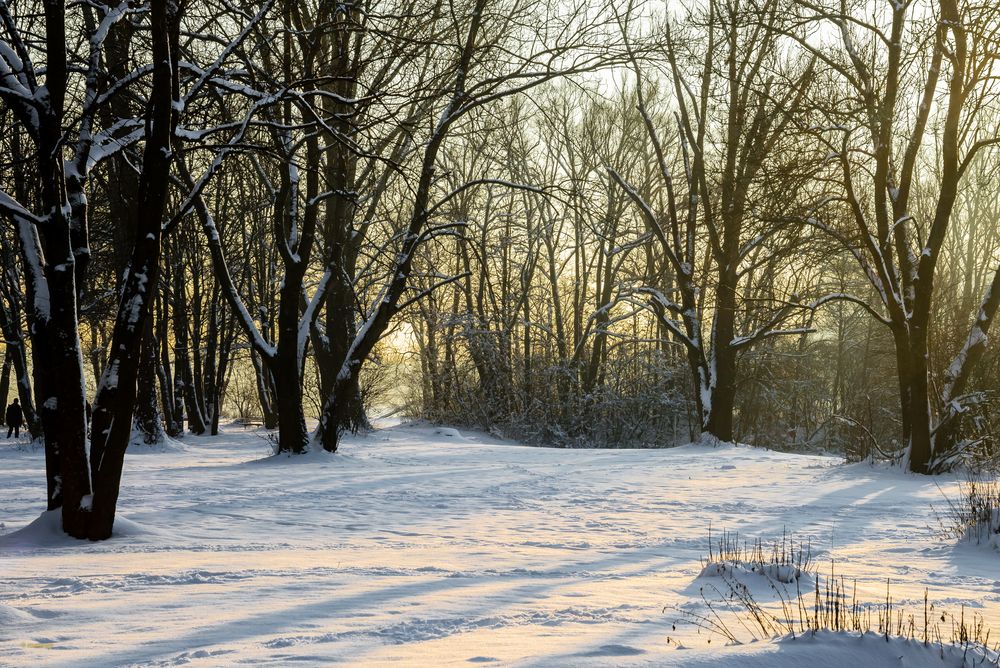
[0,510,75,548]
[432,427,468,440]
[109,515,154,539]
[0,603,35,625]
[577,643,647,657]
[243,443,342,466]
[0,510,157,549]
[764,631,995,667]
[672,436,752,452]
[572,631,997,666]
[693,560,812,602]
[127,432,187,454]
[698,560,806,585]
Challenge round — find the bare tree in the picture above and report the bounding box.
[0,0,182,538]
[313,0,620,451]
[610,0,817,442]
[794,0,1000,472]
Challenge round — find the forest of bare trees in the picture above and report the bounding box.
[2,0,1000,539]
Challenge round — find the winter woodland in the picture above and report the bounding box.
[2,0,1000,664]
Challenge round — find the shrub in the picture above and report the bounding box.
[937,477,1000,549]
[701,527,812,584]
[673,559,999,666]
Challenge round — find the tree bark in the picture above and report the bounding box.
[173,264,207,435]
[134,318,165,445]
[86,0,180,539]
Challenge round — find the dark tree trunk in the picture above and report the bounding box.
[317,270,368,431]
[134,318,165,445]
[704,263,738,442]
[905,325,934,474]
[100,3,163,447]
[203,287,220,432]
[274,264,309,453]
[29,0,92,522]
[209,313,235,436]
[315,5,368,435]
[10,339,41,440]
[156,286,183,437]
[317,364,365,452]
[173,265,207,435]
[86,0,180,539]
[190,259,211,426]
[251,351,279,429]
[0,352,9,420]
[34,270,91,524]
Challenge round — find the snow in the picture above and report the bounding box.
[0,509,154,550]
[696,559,806,587]
[0,190,39,224]
[1,422,999,666]
[662,632,996,667]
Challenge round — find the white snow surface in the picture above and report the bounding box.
[1,422,999,666]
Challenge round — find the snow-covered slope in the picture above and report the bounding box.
[1,423,997,666]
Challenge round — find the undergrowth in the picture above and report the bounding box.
[670,543,999,665]
[701,526,812,583]
[937,478,1000,548]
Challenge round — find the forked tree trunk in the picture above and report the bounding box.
[27,46,92,520]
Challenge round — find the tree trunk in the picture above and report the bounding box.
[251,351,279,429]
[891,324,913,446]
[704,265,738,442]
[274,265,309,453]
[905,323,933,474]
[86,0,179,539]
[317,365,365,452]
[34,277,91,525]
[11,340,41,440]
[173,266,207,435]
[30,65,92,525]
[156,288,183,437]
[316,269,367,430]
[0,352,9,419]
[134,319,165,445]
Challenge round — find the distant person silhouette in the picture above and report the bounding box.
[6,398,23,439]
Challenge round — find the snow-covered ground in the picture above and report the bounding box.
[1,422,998,666]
